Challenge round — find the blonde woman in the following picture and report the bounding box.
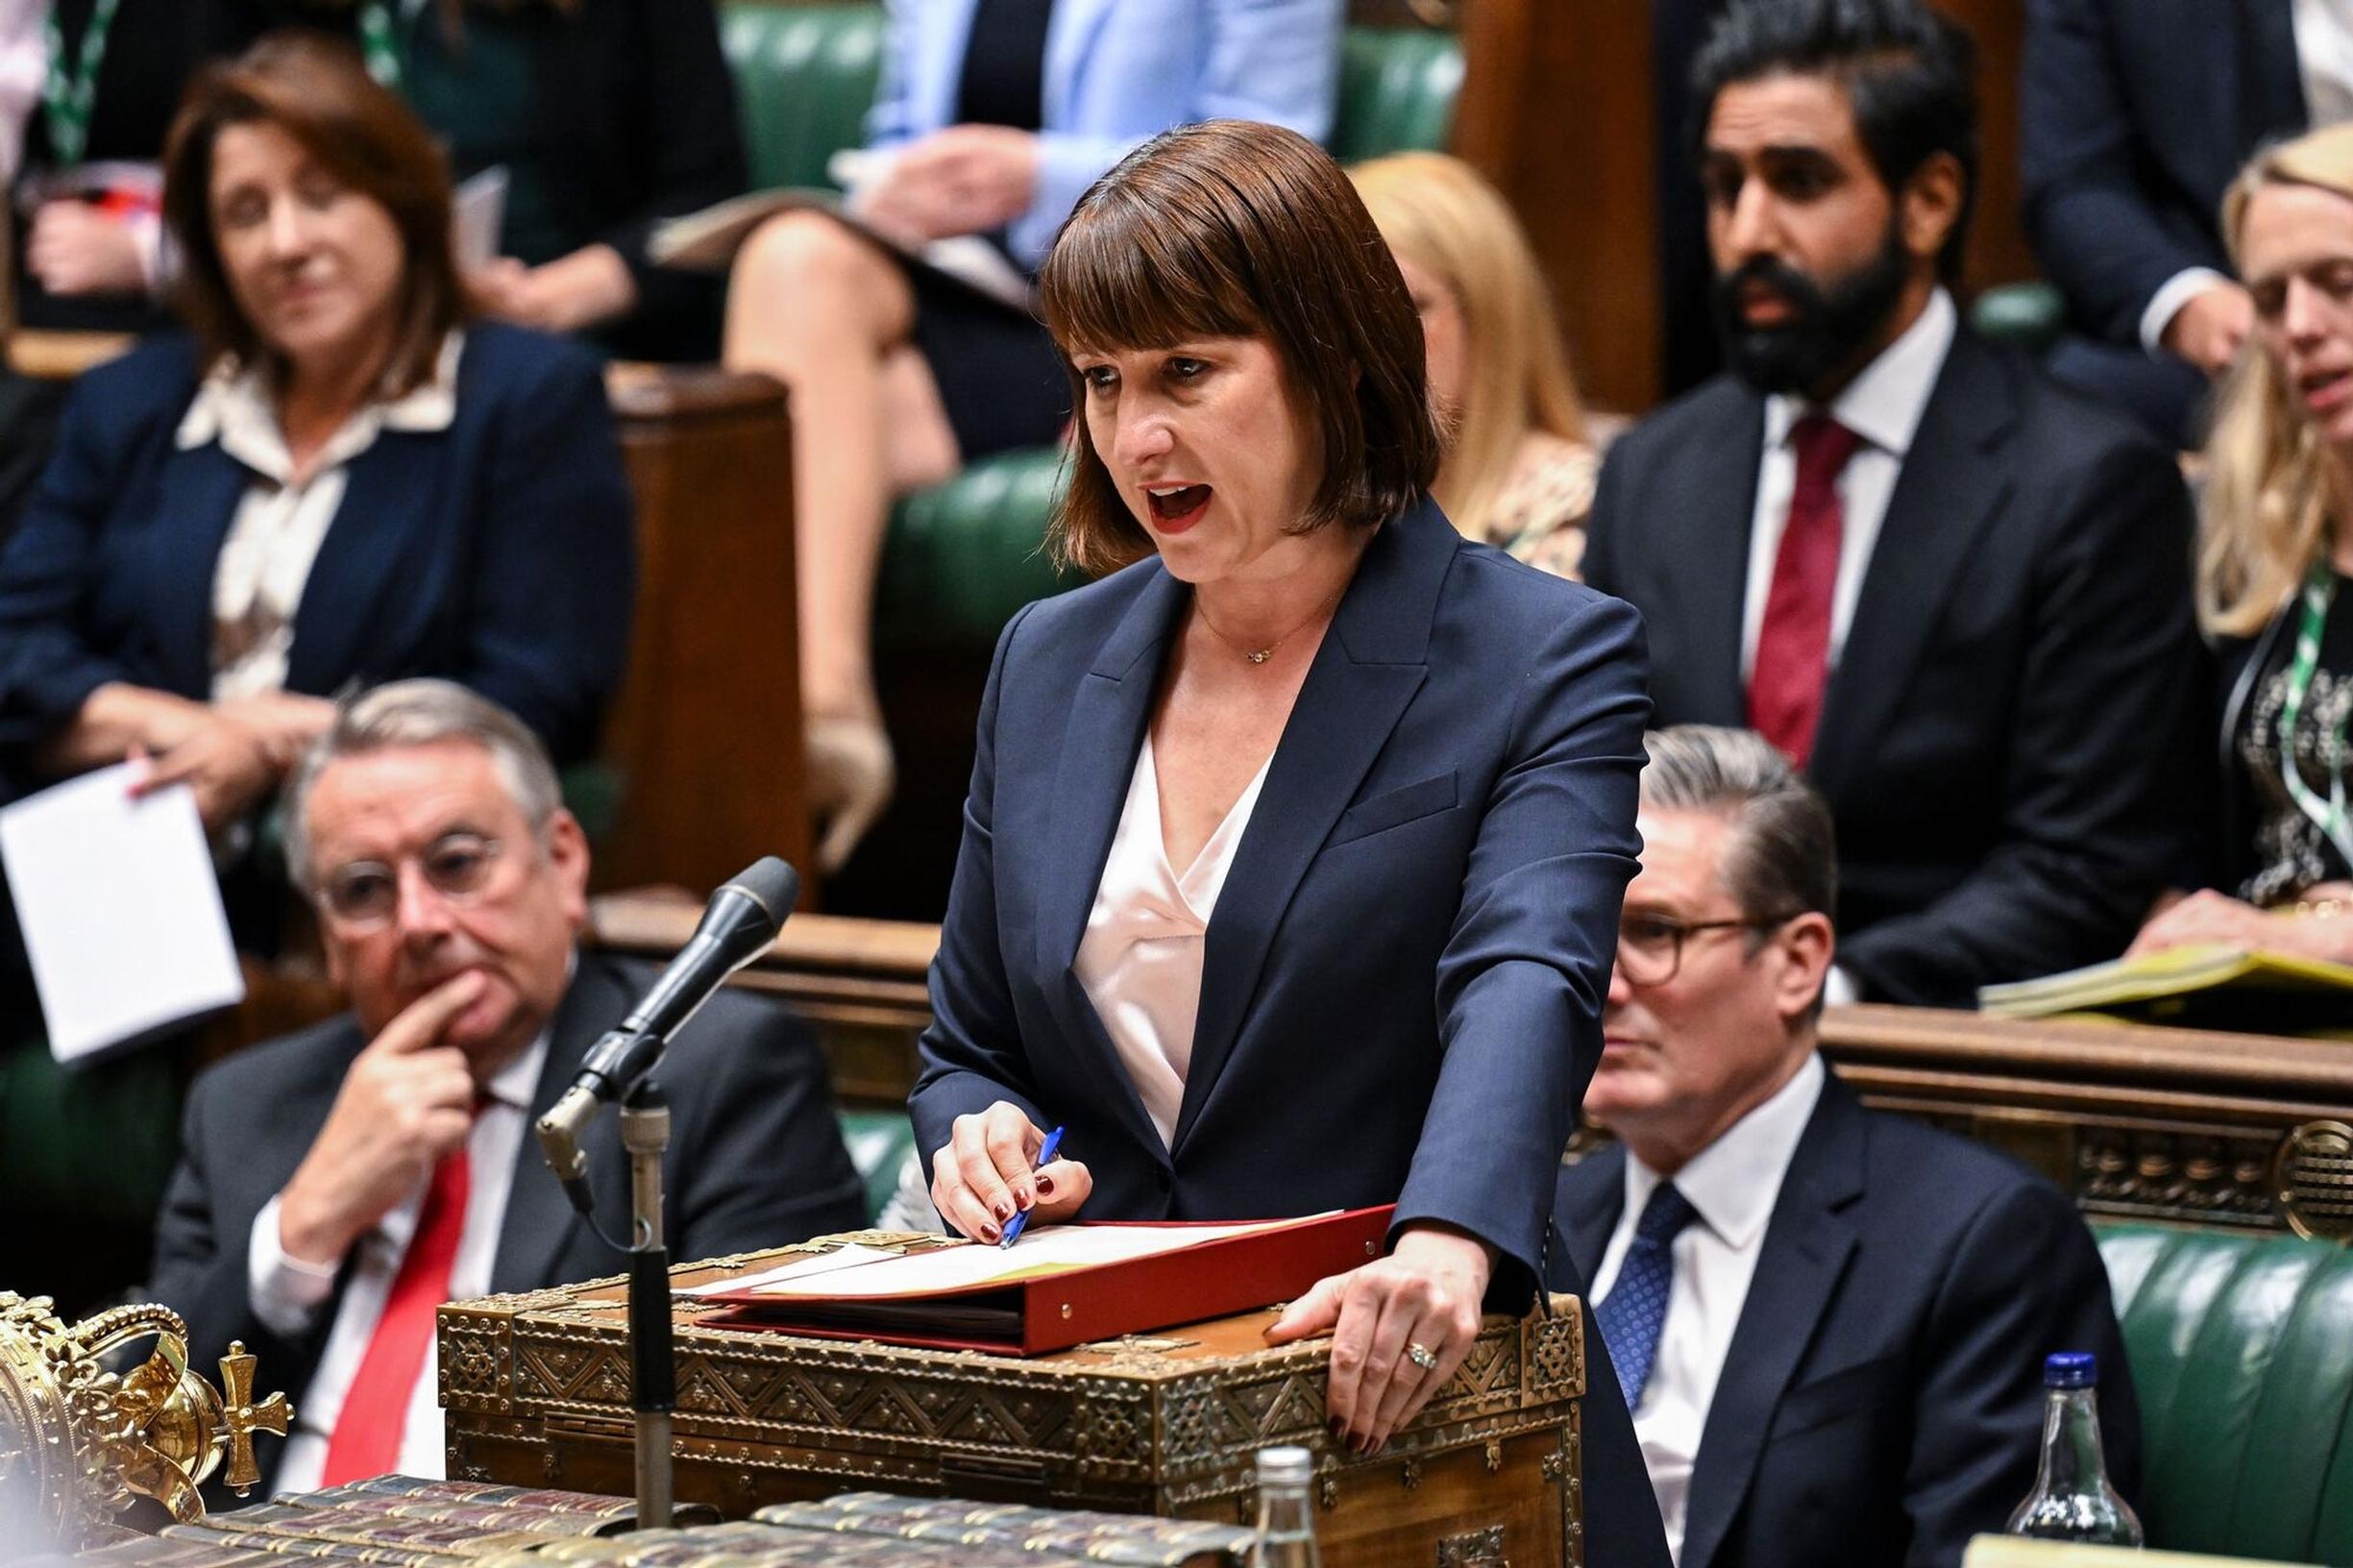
[2132,122,2353,962]
[1350,152,1596,577]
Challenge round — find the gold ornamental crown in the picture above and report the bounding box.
[0,1292,289,1553]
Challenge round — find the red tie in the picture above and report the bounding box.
[1749,414,1863,766]
[319,1143,472,1484]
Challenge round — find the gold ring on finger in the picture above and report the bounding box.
[1406,1340,1438,1371]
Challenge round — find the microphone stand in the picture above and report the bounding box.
[620,1079,674,1531]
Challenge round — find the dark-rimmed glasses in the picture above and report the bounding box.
[317,832,505,929]
[1617,910,1802,988]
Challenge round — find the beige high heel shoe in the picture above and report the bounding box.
[805,713,896,874]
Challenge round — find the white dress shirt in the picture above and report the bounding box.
[1073,734,1271,1148]
[2143,2,2353,353]
[178,333,462,703]
[1740,286,1955,680]
[250,1029,549,1494]
[1590,1053,1827,1566]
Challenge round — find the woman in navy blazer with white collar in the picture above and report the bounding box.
[0,34,633,826]
[911,125,1662,1556]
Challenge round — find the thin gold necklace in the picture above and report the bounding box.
[1194,583,1346,665]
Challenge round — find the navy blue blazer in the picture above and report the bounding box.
[2022,0,2303,348]
[1553,1073,2142,1568]
[909,500,1650,1300]
[0,324,635,772]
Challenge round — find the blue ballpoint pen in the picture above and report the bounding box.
[997,1125,1066,1248]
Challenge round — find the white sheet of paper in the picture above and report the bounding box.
[683,1243,907,1297]
[453,165,509,272]
[738,1218,1294,1300]
[0,765,244,1063]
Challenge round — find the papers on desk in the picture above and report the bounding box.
[695,1208,1394,1355]
[0,764,244,1064]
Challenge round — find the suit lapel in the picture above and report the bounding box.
[488,953,611,1293]
[1035,567,1189,1160]
[1167,505,1444,1152]
[283,435,437,697]
[1679,1077,1868,1568]
[1663,387,1763,725]
[1807,334,2016,804]
[149,444,251,696]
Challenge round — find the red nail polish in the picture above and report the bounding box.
[1036,1174,1055,1196]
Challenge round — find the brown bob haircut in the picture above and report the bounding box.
[1038,119,1441,576]
[161,31,469,396]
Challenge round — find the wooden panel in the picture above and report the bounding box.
[588,894,2353,1237]
[601,366,811,897]
[1458,0,1661,415]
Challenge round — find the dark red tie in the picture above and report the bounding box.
[1749,414,1863,766]
[319,1143,472,1483]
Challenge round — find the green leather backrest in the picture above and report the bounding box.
[2095,1223,2353,1563]
[720,5,887,193]
[719,5,1463,194]
[837,1106,919,1226]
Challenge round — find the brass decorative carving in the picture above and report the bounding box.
[1399,1458,1422,1491]
[0,1294,290,1551]
[1436,1525,1506,1568]
[2278,1121,2353,1240]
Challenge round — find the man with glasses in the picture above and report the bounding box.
[1551,726,2137,1568]
[148,679,865,1495]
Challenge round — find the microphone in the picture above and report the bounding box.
[536,856,799,1201]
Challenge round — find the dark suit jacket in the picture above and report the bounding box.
[148,950,868,1495]
[1553,1072,2142,1568]
[910,499,1648,1298]
[2022,0,2303,348]
[0,324,635,773]
[1582,329,2205,1005]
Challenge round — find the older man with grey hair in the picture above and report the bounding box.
[1551,724,2139,1568]
[150,679,864,1496]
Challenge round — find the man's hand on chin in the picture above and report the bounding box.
[275,971,489,1267]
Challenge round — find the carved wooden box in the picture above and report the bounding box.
[437,1242,1589,1568]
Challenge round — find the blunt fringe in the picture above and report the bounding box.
[1037,119,1440,576]
[1690,0,1980,280]
[162,30,469,395]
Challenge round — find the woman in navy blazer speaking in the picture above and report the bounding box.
[0,35,633,825]
[911,123,1653,1467]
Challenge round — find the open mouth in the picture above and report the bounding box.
[1146,484,1212,530]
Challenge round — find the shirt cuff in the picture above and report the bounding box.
[249,1194,339,1339]
[2141,267,2233,357]
[1824,966,1861,1008]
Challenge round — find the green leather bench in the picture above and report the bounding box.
[2096,1223,2353,1562]
[718,2,1465,649]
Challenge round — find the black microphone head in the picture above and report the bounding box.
[699,855,798,964]
[727,856,800,923]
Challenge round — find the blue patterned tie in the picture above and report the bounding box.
[1594,1182,1699,1409]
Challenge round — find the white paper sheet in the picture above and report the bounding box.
[453,165,509,272]
[0,765,244,1063]
[735,1218,1294,1300]
[682,1243,907,1297]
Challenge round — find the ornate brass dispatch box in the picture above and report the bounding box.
[439,1240,1589,1568]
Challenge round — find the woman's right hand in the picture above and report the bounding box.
[129,711,280,831]
[929,1101,1091,1243]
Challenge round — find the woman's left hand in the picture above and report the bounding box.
[855,126,1039,245]
[1262,1223,1494,1454]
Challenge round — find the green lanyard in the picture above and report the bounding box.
[40,0,120,172]
[356,0,424,90]
[357,1,401,87]
[2278,564,2353,870]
